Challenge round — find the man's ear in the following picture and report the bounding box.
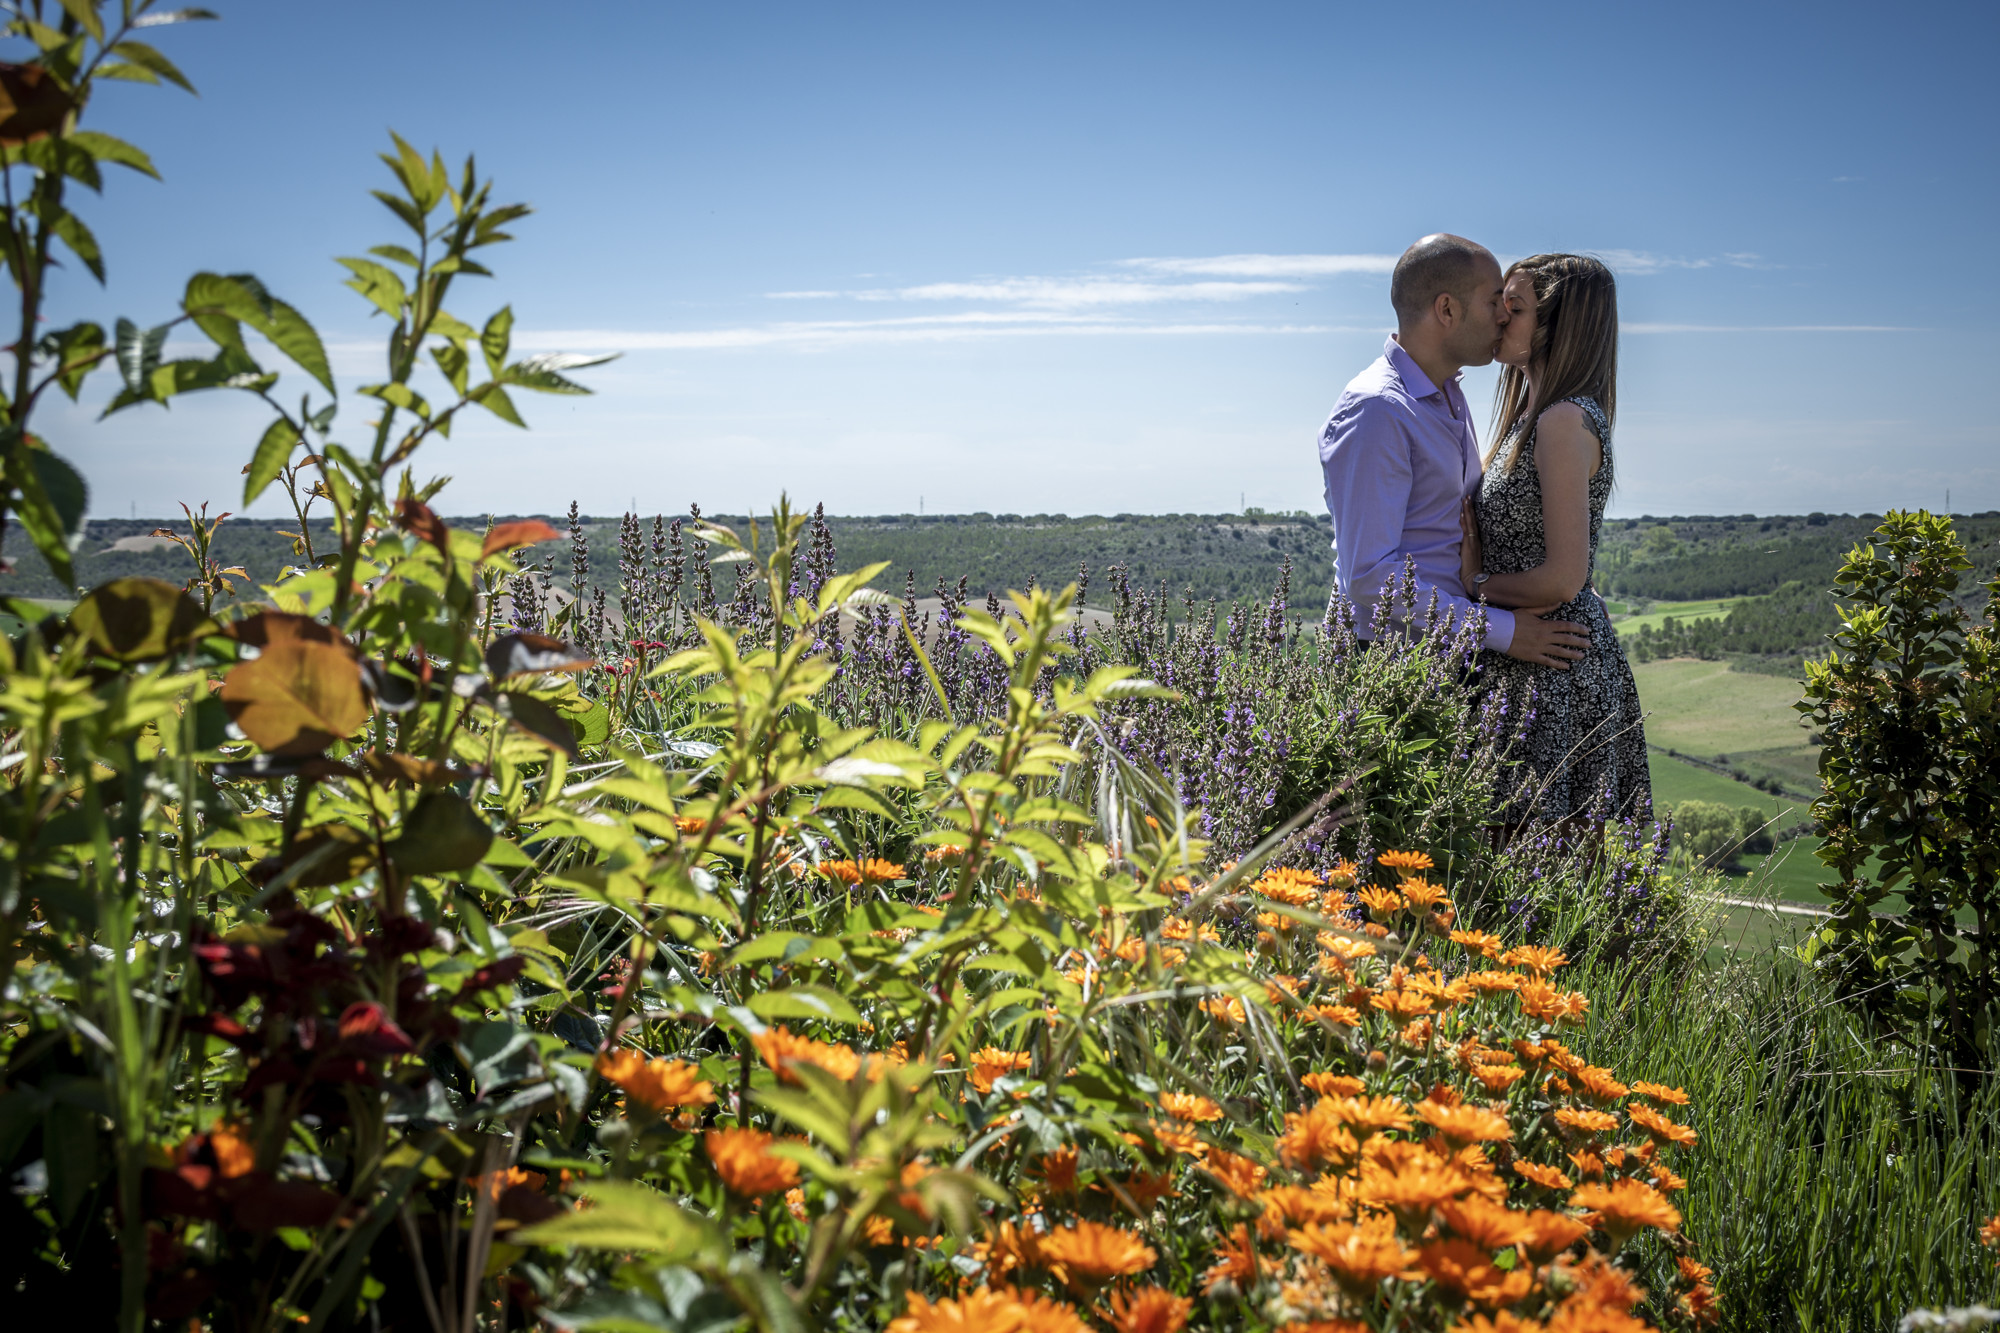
[1432,289,1459,330]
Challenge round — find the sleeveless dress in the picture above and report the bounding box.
[1473,396,1651,824]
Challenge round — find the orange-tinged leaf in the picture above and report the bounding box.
[220,613,367,756]
[481,519,561,560]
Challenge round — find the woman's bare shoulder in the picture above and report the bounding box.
[1533,402,1602,475]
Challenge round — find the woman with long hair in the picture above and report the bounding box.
[1460,253,1651,829]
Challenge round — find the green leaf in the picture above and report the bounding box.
[745,985,861,1024]
[388,793,494,874]
[12,447,86,586]
[368,243,420,268]
[244,417,301,504]
[65,130,158,180]
[69,578,211,662]
[337,257,409,319]
[501,352,614,396]
[36,321,106,401]
[57,0,104,41]
[431,342,468,395]
[108,39,193,92]
[514,1180,723,1260]
[369,189,426,238]
[114,318,167,391]
[360,382,430,418]
[45,206,104,282]
[468,381,524,427]
[480,306,513,377]
[263,298,334,393]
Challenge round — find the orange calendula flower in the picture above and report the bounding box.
[1419,1237,1537,1309]
[1571,1178,1682,1246]
[1650,1166,1689,1194]
[784,1185,808,1220]
[1287,1217,1420,1298]
[1416,1100,1512,1146]
[923,844,965,863]
[1149,1119,1209,1159]
[1326,1095,1416,1137]
[1631,1079,1691,1106]
[1501,944,1569,977]
[1037,1218,1158,1283]
[1111,1169,1178,1213]
[1377,850,1434,872]
[1518,980,1590,1024]
[1199,995,1247,1024]
[1254,871,1323,908]
[1400,878,1449,910]
[1161,916,1223,944]
[1512,1159,1574,1190]
[1980,1212,2000,1252]
[888,1288,1082,1333]
[1466,969,1524,995]
[1572,1065,1630,1102]
[705,1127,800,1199]
[595,1048,717,1113]
[1371,987,1434,1022]
[207,1126,256,1178]
[1555,1106,1620,1135]
[1445,1316,1544,1333]
[1258,1184,1350,1227]
[1033,1147,1080,1195]
[753,1026,862,1084]
[1473,1064,1526,1095]
[1160,1092,1224,1123]
[1357,1154,1475,1223]
[1103,1286,1192,1333]
[1200,1148,1269,1199]
[1437,1195,1530,1251]
[1278,1102,1361,1174]
[1449,928,1505,959]
[1517,1208,1593,1263]
[967,1046,1034,1094]
[1567,1148,1607,1180]
[1302,1072,1366,1098]
[674,815,709,835]
[473,1165,546,1202]
[1203,1223,1260,1294]
[1627,1102,1700,1149]
[1303,1003,1363,1027]
[816,859,865,885]
[1356,885,1405,919]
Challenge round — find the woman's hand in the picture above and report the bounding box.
[1459,497,1485,596]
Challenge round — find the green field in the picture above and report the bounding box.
[1611,596,1751,638]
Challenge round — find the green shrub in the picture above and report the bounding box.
[1798,511,2000,1068]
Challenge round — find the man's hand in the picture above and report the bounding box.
[1504,605,1589,669]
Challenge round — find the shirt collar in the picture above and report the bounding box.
[1385,334,1459,401]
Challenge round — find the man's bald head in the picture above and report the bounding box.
[1390,234,1499,325]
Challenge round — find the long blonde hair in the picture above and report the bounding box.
[1487,253,1618,472]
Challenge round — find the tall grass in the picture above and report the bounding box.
[1572,928,1999,1330]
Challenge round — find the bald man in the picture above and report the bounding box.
[1317,234,1590,668]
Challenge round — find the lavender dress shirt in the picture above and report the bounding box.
[1317,336,1516,653]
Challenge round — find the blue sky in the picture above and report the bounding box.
[40,0,2000,520]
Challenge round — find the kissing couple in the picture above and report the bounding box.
[1318,235,1651,835]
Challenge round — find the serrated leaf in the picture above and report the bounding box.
[58,0,104,41]
[46,206,103,282]
[219,613,367,756]
[432,341,468,395]
[263,298,334,393]
[480,306,513,377]
[513,1180,721,1260]
[109,39,192,91]
[244,417,301,504]
[469,381,524,427]
[338,256,408,319]
[501,353,612,395]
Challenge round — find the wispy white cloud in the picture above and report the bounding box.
[770,276,1305,308]
[1118,253,1397,278]
[1594,249,1714,275]
[516,314,1354,352]
[1625,323,1923,333]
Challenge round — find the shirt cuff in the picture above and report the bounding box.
[1482,606,1516,654]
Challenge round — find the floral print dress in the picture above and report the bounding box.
[1473,396,1651,824]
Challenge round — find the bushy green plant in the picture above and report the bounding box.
[1797,510,2000,1068]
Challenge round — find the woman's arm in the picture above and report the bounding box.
[1473,402,1601,610]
